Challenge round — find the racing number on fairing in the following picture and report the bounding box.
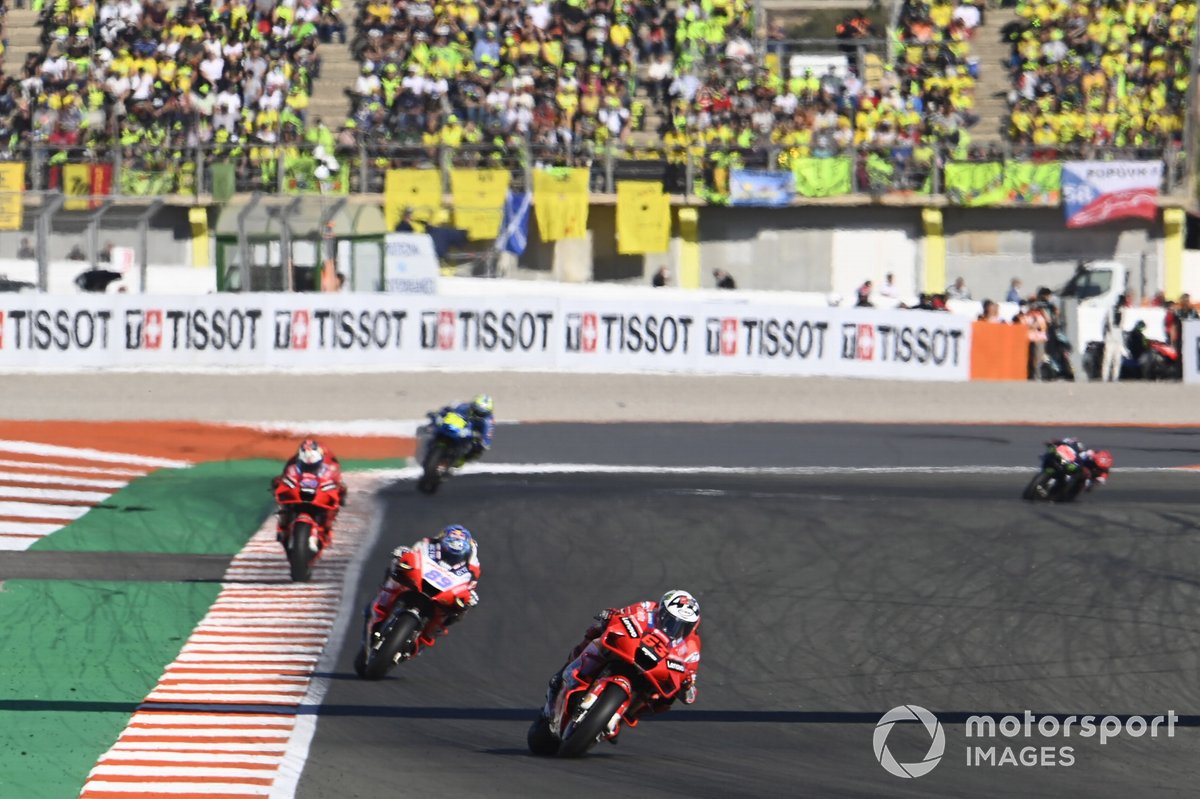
[425,566,455,590]
[641,631,670,659]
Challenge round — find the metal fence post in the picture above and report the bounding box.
[136,199,164,293]
[112,146,122,197]
[195,147,205,198]
[277,149,286,194]
[605,148,615,194]
[359,143,369,194]
[685,151,695,200]
[36,192,65,292]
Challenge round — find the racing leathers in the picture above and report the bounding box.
[271,449,348,543]
[370,537,481,647]
[433,402,494,466]
[543,600,701,724]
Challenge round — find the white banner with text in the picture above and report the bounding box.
[0,294,972,379]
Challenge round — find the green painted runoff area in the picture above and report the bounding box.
[0,579,222,799]
[31,458,407,554]
[5,456,405,797]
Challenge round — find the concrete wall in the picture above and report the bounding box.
[7,201,1173,305]
[943,208,1163,303]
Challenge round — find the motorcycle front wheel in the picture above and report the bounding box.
[1022,471,1056,501]
[417,443,446,494]
[287,521,315,582]
[557,683,628,758]
[357,612,422,680]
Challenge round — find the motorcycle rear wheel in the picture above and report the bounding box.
[287,521,315,582]
[557,683,628,758]
[527,714,558,756]
[358,612,422,680]
[1022,471,1055,501]
[417,444,445,494]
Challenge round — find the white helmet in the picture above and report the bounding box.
[656,590,700,640]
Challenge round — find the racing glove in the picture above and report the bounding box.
[681,678,698,705]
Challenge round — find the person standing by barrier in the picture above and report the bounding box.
[1102,292,1130,382]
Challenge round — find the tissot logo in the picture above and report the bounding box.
[856,323,875,360]
[437,310,456,349]
[143,309,163,349]
[291,310,310,349]
[705,318,738,355]
[565,312,600,353]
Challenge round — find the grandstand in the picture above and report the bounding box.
[0,0,1190,201]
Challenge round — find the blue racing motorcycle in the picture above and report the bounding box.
[416,411,476,494]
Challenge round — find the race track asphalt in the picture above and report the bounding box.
[7,423,1200,797]
[294,424,1200,799]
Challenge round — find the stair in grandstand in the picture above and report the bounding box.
[969,5,1020,146]
[305,4,357,129]
[4,8,43,76]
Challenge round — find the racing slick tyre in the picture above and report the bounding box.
[557,683,628,758]
[358,612,422,680]
[417,445,444,494]
[1022,471,1055,501]
[287,521,315,582]
[527,714,558,756]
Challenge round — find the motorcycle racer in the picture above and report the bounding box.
[429,394,495,467]
[1049,437,1113,490]
[272,439,348,542]
[542,590,701,727]
[371,525,481,645]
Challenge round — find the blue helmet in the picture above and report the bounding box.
[437,525,474,567]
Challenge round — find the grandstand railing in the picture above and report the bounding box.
[4,141,1189,203]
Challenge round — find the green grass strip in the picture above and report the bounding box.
[0,580,222,799]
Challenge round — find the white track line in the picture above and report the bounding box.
[0,458,147,477]
[79,474,386,799]
[0,440,190,469]
[0,472,129,489]
[366,463,1200,479]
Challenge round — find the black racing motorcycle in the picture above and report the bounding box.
[1022,442,1090,502]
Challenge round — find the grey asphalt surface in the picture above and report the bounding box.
[293,429,1200,799]
[6,423,1200,797]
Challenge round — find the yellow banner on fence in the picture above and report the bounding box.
[616,181,670,254]
[384,169,443,231]
[64,163,92,211]
[0,163,24,230]
[533,168,589,241]
[450,169,511,240]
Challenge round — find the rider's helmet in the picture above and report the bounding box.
[655,589,700,640]
[470,393,494,420]
[296,439,325,472]
[1092,449,1113,482]
[436,524,474,567]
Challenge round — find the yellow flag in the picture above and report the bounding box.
[616,181,670,254]
[0,163,24,230]
[63,164,91,211]
[384,169,443,231]
[533,168,589,241]
[450,169,511,240]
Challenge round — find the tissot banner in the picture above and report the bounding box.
[0,295,971,380]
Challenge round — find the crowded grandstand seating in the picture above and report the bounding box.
[18,0,344,190]
[1003,0,1194,150]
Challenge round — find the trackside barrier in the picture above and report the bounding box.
[1182,320,1200,384]
[0,294,971,380]
[969,322,1030,381]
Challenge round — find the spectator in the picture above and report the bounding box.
[713,269,736,289]
[1005,277,1022,303]
[878,272,898,298]
[946,276,972,300]
[395,208,416,233]
[16,238,34,260]
[652,266,670,287]
[67,244,87,261]
[856,279,873,307]
[978,299,1001,322]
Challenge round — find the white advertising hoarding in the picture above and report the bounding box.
[0,293,972,380]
